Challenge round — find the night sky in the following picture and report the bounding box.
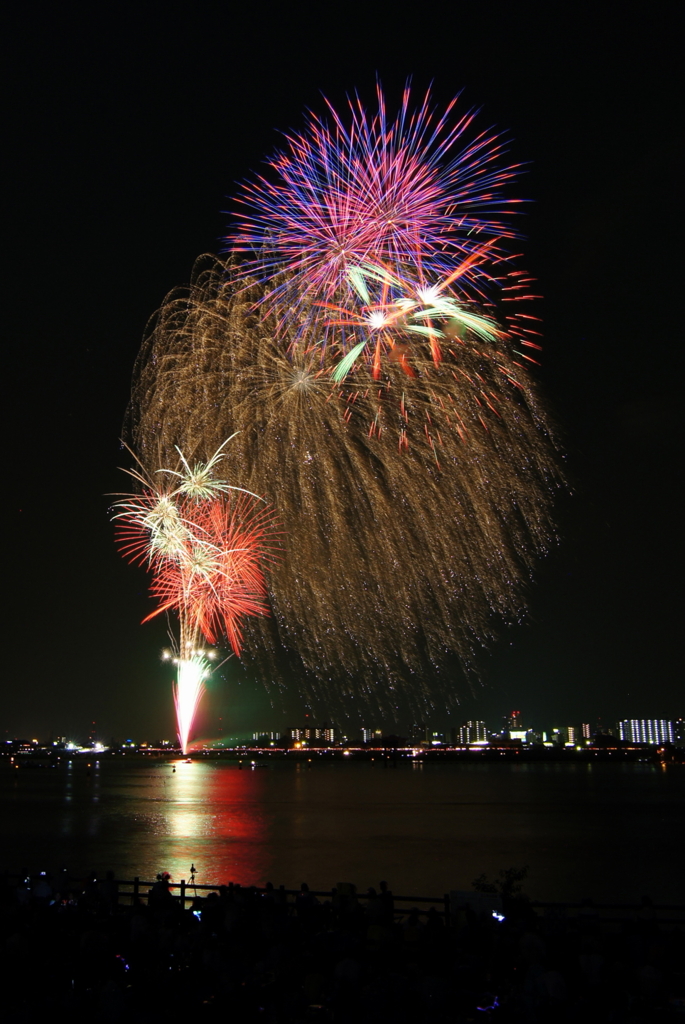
[3,3,680,741]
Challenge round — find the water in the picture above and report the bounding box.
[2,757,684,903]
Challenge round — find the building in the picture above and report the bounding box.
[618,720,674,745]
[459,721,488,745]
[289,726,335,745]
[506,711,522,732]
[409,723,429,744]
[544,728,575,746]
[509,729,530,744]
[252,731,281,743]
[406,725,444,747]
[362,728,383,744]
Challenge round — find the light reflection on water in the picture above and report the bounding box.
[2,758,684,902]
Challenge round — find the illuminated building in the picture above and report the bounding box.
[618,720,674,744]
[459,721,488,745]
[285,725,336,746]
[362,728,383,744]
[506,710,522,731]
[545,727,575,746]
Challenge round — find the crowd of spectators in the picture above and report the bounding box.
[0,868,683,1021]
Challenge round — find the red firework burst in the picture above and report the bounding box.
[116,489,277,657]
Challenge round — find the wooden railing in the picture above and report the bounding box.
[117,877,451,922]
[111,878,685,927]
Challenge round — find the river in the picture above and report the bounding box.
[2,757,683,903]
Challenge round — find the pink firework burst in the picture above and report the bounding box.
[229,83,525,323]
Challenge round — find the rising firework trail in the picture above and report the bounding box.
[126,85,561,719]
[113,444,277,751]
[162,645,216,757]
[174,654,208,756]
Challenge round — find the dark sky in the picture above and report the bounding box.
[2,2,680,741]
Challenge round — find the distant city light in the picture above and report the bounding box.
[2,715,680,756]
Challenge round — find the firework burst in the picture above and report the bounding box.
[127,258,560,717]
[114,444,277,750]
[123,86,560,721]
[230,84,525,331]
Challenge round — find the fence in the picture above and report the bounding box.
[116,877,451,922]
[111,878,685,928]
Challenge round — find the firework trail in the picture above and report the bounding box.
[114,445,277,750]
[125,86,560,718]
[164,647,213,758]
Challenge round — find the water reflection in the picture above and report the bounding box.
[167,761,209,839]
[3,759,684,903]
[152,761,269,886]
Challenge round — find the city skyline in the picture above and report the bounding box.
[5,714,683,750]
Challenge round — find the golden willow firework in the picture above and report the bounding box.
[127,255,560,714]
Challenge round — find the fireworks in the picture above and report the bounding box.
[121,86,560,721]
[127,257,559,717]
[321,259,506,380]
[114,445,276,750]
[230,84,524,332]
[163,647,214,758]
